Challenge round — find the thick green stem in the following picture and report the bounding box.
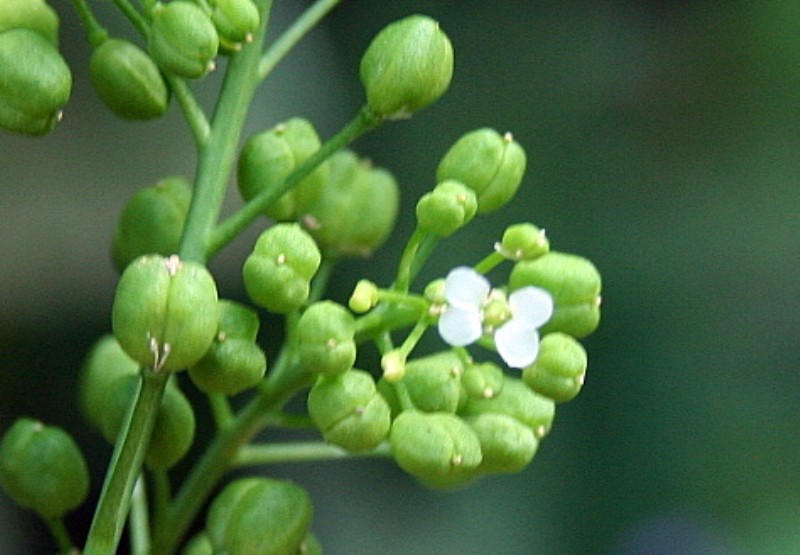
[45,516,75,554]
[234,441,391,466]
[207,105,383,257]
[83,370,169,555]
[129,476,150,555]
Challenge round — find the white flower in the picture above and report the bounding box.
[437,266,553,368]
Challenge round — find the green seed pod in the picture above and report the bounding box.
[210,0,260,52]
[149,1,219,79]
[522,332,587,403]
[508,251,602,338]
[360,14,453,119]
[90,38,170,121]
[297,301,357,376]
[307,369,391,452]
[460,361,505,401]
[390,411,482,489]
[207,477,312,555]
[467,413,538,474]
[112,254,219,371]
[0,418,89,518]
[460,377,555,440]
[78,335,140,429]
[0,0,59,45]
[215,299,261,341]
[237,118,330,222]
[436,128,527,213]
[111,176,192,272]
[243,223,321,313]
[415,179,478,237]
[499,223,549,261]
[387,351,463,414]
[99,374,195,469]
[304,150,399,257]
[0,28,71,136]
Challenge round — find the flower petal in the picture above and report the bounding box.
[438,305,483,346]
[444,267,490,308]
[495,319,540,368]
[509,286,553,327]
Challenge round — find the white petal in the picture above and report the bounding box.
[509,286,553,327]
[495,320,540,368]
[444,267,490,309]
[438,305,483,346]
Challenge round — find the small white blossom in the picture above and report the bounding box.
[437,266,553,368]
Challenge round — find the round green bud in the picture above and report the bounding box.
[307,369,391,452]
[304,150,399,257]
[297,301,357,376]
[416,179,478,237]
[207,477,312,555]
[90,38,170,121]
[215,299,261,341]
[297,533,322,555]
[467,413,538,474]
[78,335,140,429]
[0,28,71,136]
[509,251,602,338]
[237,118,330,221]
[348,279,378,313]
[99,374,195,469]
[498,223,549,261]
[360,14,453,119]
[388,351,463,414]
[189,337,266,396]
[243,223,321,313]
[423,278,446,305]
[522,332,587,402]
[149,1,219,79]
[111,176,192,272]
[390,411,482,488]
[436,128,527,213]
[0,0,59,45]
[460,377,555,440]
[460,360,505,401]
[112,255,219,371]
[0,418,89,518]
[211,0,260,52]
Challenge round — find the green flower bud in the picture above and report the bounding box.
[0,0,59,45]
[390,411,482,488]
[307,369,391,452]
[509,251,602,338]
[188,300,266,395]
[522,332,587,402]
[460,361,505,401]
[467,413,538,474]
[243,223,321,313]
[460,377,555,440]
[348,279,378,313]
[304,150,399,257]
[498,223,549,261]
[90,38,170,121]
[0,28,71,136]
[382,351,463,414]
[237,118,330,221]
[149,1,219,79]
[111,176,192,272]
[436,128,527,213]
[210,0,260,52]
[423,278,446,305]
[207,477,312,555]
[415,179,478,237]
[98,374,195,469]
[297,301,357,376]
[297,533,322,555]
[78,335,139,429]
[360,14,453,119]
[0,418,89,518]
[112,255,219,371]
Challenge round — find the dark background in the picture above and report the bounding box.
[2,1,800,553]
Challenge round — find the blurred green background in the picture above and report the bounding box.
[2,1,800,553]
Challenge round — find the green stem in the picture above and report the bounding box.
[111,0,148,37]
[45,516,75,554]
[129,475,150,555]
[257,0,343,80]
[83,370,169,555]
[208,393,235,430]
[70,0,108,46]
[207,105,383,257]
[473,250,505,275]
[165,76,211,147]
[234,441,391,467]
